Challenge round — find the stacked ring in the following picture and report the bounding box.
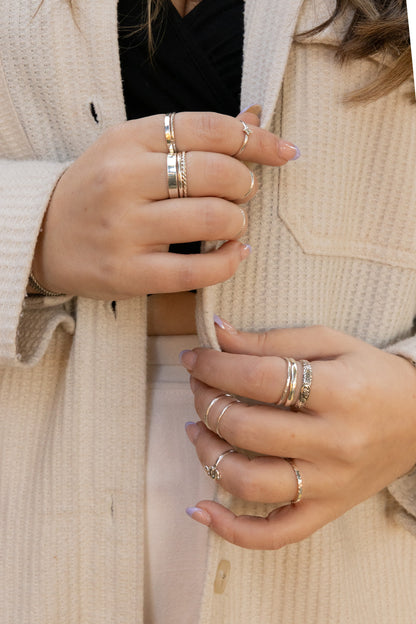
[166,151,188,199]
[277,358,313,410]
[293,360,313,411]
[164,112,177,155]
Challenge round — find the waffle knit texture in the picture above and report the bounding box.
[1,0,416,622]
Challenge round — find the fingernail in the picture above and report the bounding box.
[214,314,237,334]
[278,140,301,161]
[185,422,198,443]
[186,507,211,526]
[239,104,262,117]
[240,243,252,260]
[179,349,197,371]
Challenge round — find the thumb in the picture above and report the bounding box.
[237,104,262,127]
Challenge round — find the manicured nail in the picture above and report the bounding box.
[179,349,197,371]
[278,140,301,161]
[240,243,252,260]
[185,422,198,443]
[239,104,262,117]
[214,314,237,334]
[186,507,211,526]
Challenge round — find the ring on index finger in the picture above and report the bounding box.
[233,120,253,157]
[164,112,177,154]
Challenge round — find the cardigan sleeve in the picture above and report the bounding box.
[384,336,416,536]
[0,159,75,368]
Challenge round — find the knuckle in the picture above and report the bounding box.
[241,358,270,397]
[232,469,261,502]
[94,157,126,197]
[179,262,197,291]
[194,112,224,144]
[203,153,231,191]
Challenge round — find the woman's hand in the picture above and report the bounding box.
[32,111,298,299]
[180,321,416,549]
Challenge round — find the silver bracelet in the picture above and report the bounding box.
[28,271,65,297]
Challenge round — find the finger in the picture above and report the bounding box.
[182,348,330,412]
[186,421,318,502]
[213,320,360,361]
[139,152,257,202]
[125,112,298,166]
[137,197,247,244]
[114,240,251,296]
[191,379,326,459]
[187,499,325,550]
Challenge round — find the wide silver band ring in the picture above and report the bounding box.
[164,112,177,155]
[205,448,236,480]
[284,458,304,504]
[233,120,253,157]
[292,360,313,411]
[167,151,188,199]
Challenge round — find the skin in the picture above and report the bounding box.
[30,111,298,302]
[180,320,416,550]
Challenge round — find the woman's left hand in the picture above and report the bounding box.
[180,321,416,549]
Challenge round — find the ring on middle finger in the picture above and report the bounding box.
[167,151,188,199]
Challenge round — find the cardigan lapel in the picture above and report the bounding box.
[241,0,306,129]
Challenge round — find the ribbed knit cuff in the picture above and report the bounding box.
[0,159,73,366]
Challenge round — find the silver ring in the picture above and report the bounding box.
[277,357,295,406]
[215,398,240,438]
[205,448,236,480]
[292,360,313,411]
[233,120,253,157]
[164,112,177,155]
[204,393,232,428]
[167,152,179,199]
[284,458,303,504]
[239,169,255,202]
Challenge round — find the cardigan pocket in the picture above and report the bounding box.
[276,25,416,271]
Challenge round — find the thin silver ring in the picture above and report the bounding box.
[164,112,177,155]
[277,357,295,406]
[215,398,240,438]
[205,448,236,480]
[239,169,255,202]
[204,393,232,428]
[233,120,253,157]
[284,458,303,504]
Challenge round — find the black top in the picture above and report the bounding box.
[118,0,244,119]
[118,0,244,255]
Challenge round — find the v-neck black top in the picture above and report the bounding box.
[118,0,244,119]
[118,0,244,256]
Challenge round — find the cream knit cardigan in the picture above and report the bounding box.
[1,0,416,622]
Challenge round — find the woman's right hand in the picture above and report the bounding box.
[31,111,298,299]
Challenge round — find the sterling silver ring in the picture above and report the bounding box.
[233,120,253,157]
[205,448,236,480]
